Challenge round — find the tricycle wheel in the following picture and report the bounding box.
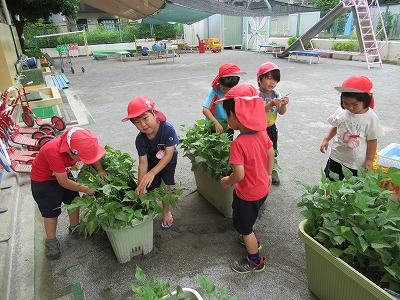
[51,116,66,131]
[37,135,55,147]
[39,124,56,136]
[61,67,64,73]
[71,67,75,74]
[31,130,46,140]
[22,112,35,127]
[81,67,85,73]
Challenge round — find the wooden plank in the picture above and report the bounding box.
[44,75,55,87]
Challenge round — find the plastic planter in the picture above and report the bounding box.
[102,215,154,264]
[162,288,203,300]
[298,220,396,300]
[193,168,233,218]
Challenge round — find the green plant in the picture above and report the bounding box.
[297,166,400,292]
[287,36,297,46]
[130,266,237,300]
[331,40,359,52]
[63,146,181,236]
[286,36,311,48]
[25,47,45,58]
[179,120,232,181]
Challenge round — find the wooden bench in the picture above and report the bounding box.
[259,45,273,53]
[288,51,321,64]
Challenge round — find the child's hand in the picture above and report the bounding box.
[214,121,224,134]
[272,98,281,107]
[320,139,329,153]
[136,172,155,196]
[280,96,289,106]
[365,159,373,169]
[85,186,95,196]
[98,169,107,180]
[220,176,230,189]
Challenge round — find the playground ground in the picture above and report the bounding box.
[1,49,399,300]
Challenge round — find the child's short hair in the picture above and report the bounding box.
[340,92,371,109]
[222,98,235,117]
[130,110,155,123]
[219,76,240,88]
[257,69,280,87]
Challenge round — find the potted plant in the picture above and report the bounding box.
[64,146,181,263]
[180,120,233,218]
[297,167,400,300]
[130,266,237,300]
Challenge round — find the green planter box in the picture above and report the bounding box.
[298,220,396,300]
[194,168,233,218]
[103,215,154,264]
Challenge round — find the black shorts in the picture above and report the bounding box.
[31,173,79,218]
[324,158,358,181]
[232,190,267,235]
[147,162,176,191]
[267,124,278,154]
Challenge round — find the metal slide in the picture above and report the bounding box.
[278,2,349,57]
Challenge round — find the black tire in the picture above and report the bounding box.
[81,67,85,73]
[22,112,35,127]
[37,135,55,147]
[71,67,75,74]
[39,124,56,136]
[51,116,66,131]
[31,130,46,139]
[61,67,64,73]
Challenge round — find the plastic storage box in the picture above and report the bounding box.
[377,143,400,168]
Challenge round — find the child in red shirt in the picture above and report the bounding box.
[218,83,274,273]
[31,127,106,260]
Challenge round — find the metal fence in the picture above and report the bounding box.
[269,4,400,40]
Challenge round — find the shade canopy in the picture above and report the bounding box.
[82,0,318,24]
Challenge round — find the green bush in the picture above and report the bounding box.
[331,40,359,51]
[24,21,182,50]
[287,36,312,49]
[25,47,45,58]
[287,36,297,46]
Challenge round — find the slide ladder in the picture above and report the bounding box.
[278,0,387,69]
[348,0,386,69]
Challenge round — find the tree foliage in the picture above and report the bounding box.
[5,0,79,53]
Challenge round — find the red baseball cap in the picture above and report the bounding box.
[334,76,374,108]
[121,96,167,122]
[59,127,106,164]
[257,62,280,77]
[211,63,247,87]
[216,83,267,131]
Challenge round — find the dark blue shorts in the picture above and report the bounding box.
[232,189,267,235]
[147,162,176,191]
[324,158,357,181]
[31,173,79,218]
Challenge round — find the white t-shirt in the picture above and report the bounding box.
[328,107,383,169]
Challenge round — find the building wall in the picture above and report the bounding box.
[0,23,18,94]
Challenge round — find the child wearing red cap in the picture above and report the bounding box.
[31,127,106,260]
[320,76,383,180]
[203,62,246,135]
[218,83,274,274]
[122,96,178,229]
[257,62,289,185]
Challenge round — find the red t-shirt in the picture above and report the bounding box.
[229,130,273,201]
[30,137,76,182]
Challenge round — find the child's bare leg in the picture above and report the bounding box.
[44,217,58,239]
[242,232,259,255]
[162,185,173,227]
[68,209,79,227]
